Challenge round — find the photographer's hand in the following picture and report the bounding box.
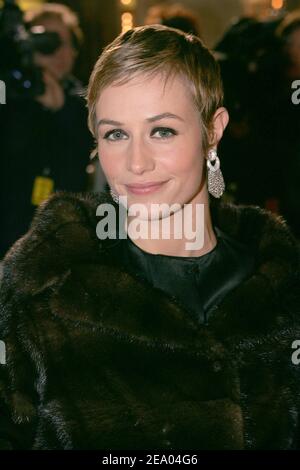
[36,69,65,111]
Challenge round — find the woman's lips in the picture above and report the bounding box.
[125,181,168,195]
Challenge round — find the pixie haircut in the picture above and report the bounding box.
[87,24,224,155]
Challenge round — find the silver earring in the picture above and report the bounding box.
[207,148,225,198]
[109,188,119,204]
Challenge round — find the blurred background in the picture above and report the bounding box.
[8,0,300,83]
[1,0,300,261]
[8,0,300,82]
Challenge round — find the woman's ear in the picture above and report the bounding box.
[210,107,229,147]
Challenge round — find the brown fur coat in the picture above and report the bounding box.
[0,191,300,450]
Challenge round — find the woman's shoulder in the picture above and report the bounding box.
[1,193,299,299]
[210,200,300,330]
[211,200,299,266]
[0,190,111,297]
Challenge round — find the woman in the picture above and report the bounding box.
[0,25,299,450]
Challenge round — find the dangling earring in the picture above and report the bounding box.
[206,148,225,198]
[109,188,119,204]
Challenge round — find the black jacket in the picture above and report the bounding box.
[0,79,93,258]
[0,191,299,450]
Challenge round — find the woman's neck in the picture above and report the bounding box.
[125,190,217,258]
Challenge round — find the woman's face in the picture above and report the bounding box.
[96,73,207,218]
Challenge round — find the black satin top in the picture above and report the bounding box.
[115,226,255,325]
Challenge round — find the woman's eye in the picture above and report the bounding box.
[103,129,127,141]
[102,127,177,141]
[151,127,177,139]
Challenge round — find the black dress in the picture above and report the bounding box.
[117,225,255,325]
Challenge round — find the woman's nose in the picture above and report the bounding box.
[126,138,155,174]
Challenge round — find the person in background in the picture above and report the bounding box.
[216,14,300,238]
[279,10,300,80]
[274,11,300,237]
[0,3,93,258]
[144,2,201,37]
[215,17,283,209]
[241,11,300,237]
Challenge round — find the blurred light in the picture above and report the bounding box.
[122,12,132,22]
[86,164,95,175]
[120,0,137,7]
[18,0,44,10]
[121,11,133,33]
[272,0,284,9]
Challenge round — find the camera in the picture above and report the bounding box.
[0,0,62,99]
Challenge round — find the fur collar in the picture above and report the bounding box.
[2,190,299,346]
[2,189,299,310]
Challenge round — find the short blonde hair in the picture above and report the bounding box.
[87,24,223,154]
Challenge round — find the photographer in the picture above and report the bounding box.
[0,3,93,258]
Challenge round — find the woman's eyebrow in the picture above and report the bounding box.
[147,112,185,123]
[97,119,123,127]
[97,112,184,128]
